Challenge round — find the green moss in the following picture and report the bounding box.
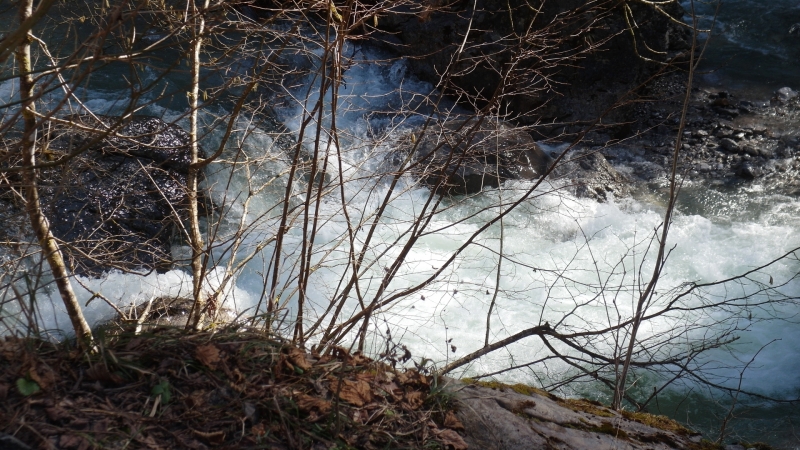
[461,378,560,401]
[590,421,629,439]
[563,398,615,418]
[620,410,693,436]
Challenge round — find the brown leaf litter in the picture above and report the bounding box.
[0,329,466,449]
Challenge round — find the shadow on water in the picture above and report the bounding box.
[687,0,800,97]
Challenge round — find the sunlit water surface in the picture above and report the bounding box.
[1,2,799,446]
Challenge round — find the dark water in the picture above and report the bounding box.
[687,0,800,97]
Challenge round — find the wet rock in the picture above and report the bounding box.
[30,116,204,276]
[404,119,553,195]
[714,106,740,118]
[715,127,734,138]
[741,143,760,157]
[774,87,798,103]
[711,97,730,107]
[552,148,629,201]
[720,138,740,153]
[737,163,763,179]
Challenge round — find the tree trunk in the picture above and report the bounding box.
[16,0,93,348]
[187,0,210,331]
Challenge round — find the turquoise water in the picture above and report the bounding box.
[1,1,799,447]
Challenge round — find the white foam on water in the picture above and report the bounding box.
[1,39,798,416]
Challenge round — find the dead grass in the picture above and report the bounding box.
[0,326,466,449]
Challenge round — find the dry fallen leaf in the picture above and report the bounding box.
[251,422,266,437]
[444,410,465,431]
[351,352,371,366]
[136,433,161,449]
[85,364,123,385]
[337,379,373,407]
[378,381,402,401]
[28,361,57,390]
[58,434,84,449]
[286,347,312,371]
[296,393,332,413]
[404,390,425,409]
[46,405,71,421]
[186,390,206,408]
[435,428,469,450]
[0,337,20,361]
[196,344,221,370]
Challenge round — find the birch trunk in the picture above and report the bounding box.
[16,0,93,347]
[187,0,210,330]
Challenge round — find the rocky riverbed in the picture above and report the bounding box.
[576,72,800,198]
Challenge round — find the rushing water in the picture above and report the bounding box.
[1,1,799,447]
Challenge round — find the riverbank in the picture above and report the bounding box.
[0,328,768,450]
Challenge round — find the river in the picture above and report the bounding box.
[1,1,799,447]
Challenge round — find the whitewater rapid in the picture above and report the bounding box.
[4,40,798,396]
[1,6,799,443]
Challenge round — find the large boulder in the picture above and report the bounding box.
[400,118,553,195]
[551,147,630,201]
[373,1,690,134]
[444,379,703,450]
[27,116,201,276]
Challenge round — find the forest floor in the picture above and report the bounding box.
[0,326,773,450]
[0,326,463,449]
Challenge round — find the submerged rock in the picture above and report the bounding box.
[401,119,553,195]
[5,116,204,276]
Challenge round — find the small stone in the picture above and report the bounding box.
[715,128,733,138]
[775,87,798,103]
[720,138,740,153]
[738,163,762,179]
[741,144,760,157]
